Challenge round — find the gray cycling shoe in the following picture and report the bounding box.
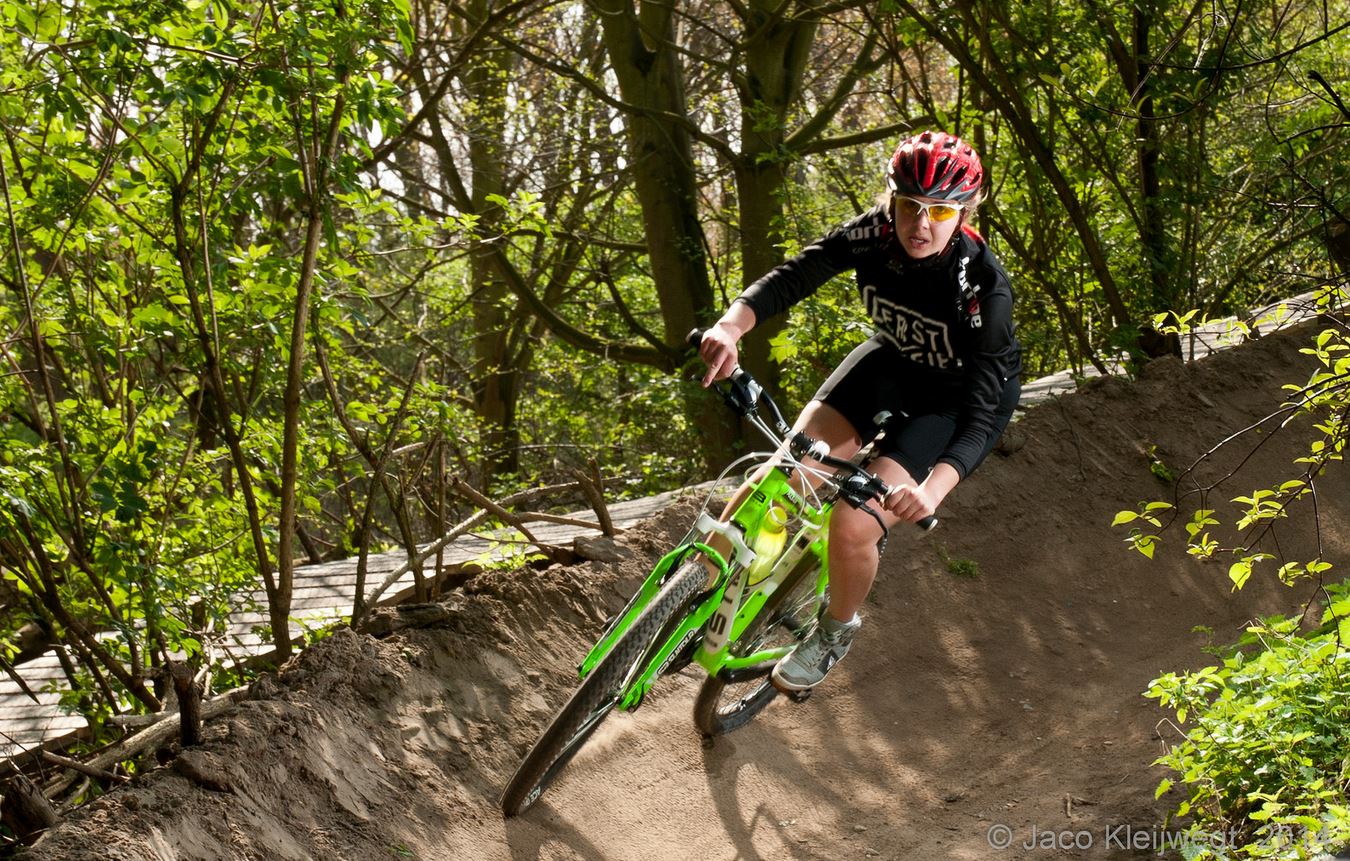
[771,612,861,692]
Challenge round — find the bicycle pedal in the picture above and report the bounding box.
[784,689,813,704]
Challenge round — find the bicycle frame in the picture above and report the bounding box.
[500,338,938,816]
[575,461,835,712]
[571,338,918,716]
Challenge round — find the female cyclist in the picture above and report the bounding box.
[697,130,1022,693]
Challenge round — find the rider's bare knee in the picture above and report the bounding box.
[828,507,884,559]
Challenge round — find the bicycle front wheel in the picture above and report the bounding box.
[692,555,825,737]
[500,559,706,816]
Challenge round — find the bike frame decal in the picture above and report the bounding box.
[693,532,829,673]
[655,628,700,676]
[701,558,747,655]
[618,590,723,710]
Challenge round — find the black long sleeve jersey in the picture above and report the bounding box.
[734,205,1022,479]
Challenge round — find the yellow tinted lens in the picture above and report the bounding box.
[927,203,961,222]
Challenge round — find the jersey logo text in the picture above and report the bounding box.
[957,255,983,328]
[862,285,954,369]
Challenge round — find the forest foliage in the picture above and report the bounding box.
[0,0,1348,836]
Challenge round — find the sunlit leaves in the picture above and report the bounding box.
[1227,554,1274,591]
[1146,614,1350,858]
[1113,501,1172,558]
[0,0,412,723]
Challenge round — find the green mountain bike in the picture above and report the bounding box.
[500,333,936,816]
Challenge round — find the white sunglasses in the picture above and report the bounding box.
[892,195,965,223]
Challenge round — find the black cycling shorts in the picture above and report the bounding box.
[812,334,1019,481]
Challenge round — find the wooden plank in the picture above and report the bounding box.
[0,484,724,757]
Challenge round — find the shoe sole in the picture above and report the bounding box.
[770,667,819,694]
[769,674,817,703]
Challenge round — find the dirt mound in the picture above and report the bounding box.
[18,322,1349,861]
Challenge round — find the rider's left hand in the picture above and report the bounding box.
[883,482,940,523]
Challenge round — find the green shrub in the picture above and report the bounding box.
[936,544,981,579]
[1147,588,1350,858]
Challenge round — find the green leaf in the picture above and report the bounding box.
[391,0,414,54]
[35,2,62,40]
[768,330,798,362]
[1136,535,1157,559]
[37,317,67,336]
[3,491,35,518]
[14,5,36,35]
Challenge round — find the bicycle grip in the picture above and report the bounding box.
[881,484,939,531]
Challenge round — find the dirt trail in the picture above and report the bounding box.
[19,321,1350,861]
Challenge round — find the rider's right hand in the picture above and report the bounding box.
[699,322,742,387]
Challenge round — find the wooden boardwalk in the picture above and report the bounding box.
[0,485,708,760]
[1,289,1334,761]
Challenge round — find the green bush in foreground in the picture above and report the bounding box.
[1147,589,1350,859]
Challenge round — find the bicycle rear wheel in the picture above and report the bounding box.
[500,559,706,816]
[692,555,825,737]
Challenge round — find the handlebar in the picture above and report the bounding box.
[688,328,938,532]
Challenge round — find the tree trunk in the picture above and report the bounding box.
[735,161,790,391]
[169,661,203,748]
[1135,8,1169,304]
[734,0,822,398]
[592,0,738,467]
[1326,216,1350,277]
[275,162,333,661]
[592,1,714,334]
[466,20,520,488]
[1132,7,1180,358]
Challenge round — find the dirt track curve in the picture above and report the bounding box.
[19,321,1350,861]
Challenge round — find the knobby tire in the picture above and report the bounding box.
[500,560,706,816]
[692,555,824,737]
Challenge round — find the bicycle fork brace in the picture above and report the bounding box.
[693,510,756,569]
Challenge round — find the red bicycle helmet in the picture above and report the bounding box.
[887,131,983,203]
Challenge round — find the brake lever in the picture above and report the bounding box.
[724,372,764,417]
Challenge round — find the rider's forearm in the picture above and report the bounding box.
[922,462,961,505]
[716,301,757,337]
